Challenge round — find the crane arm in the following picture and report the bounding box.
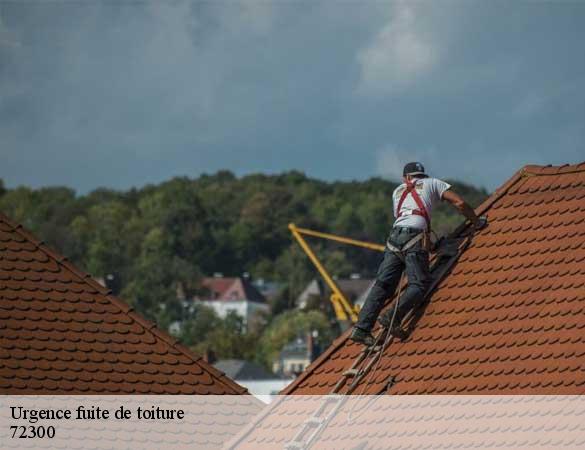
[289,223,384,323]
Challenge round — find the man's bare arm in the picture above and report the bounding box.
[442,190,481,227]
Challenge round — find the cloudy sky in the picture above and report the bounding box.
[1,1,584,193]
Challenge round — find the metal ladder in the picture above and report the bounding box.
[283,234,473,450]
[283,326,394,450]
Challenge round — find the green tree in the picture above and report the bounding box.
[178,304,221,346]
[73,201,131,278]
[256,309,334,368]
[121,226,200,322]
[138,177,212,262]
[191,311,260,361]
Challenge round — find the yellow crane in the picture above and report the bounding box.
[289,223,384,323]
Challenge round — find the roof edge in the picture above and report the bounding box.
[470,161,585,223]
[521,161,585,176]
[0,212,249,395]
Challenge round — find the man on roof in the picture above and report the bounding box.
[350,162,486,346]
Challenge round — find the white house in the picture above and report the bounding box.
[193,275,270,327]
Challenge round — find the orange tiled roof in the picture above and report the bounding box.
[200,277,266,303]
[0,213,248,394]
[201,277,237,298]
[282,162,585,395]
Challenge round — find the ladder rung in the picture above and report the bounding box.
[304,416,324,426]
[362,345,382,353]
[284,442,305,450]
[324,395,343,403]
[343,369,359,377]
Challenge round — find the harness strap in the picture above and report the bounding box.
[396,180,431,230]
[386,232,424,261]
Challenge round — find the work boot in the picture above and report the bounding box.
[378,309,405,340]
[349,327,375,347]
[378,308,401,328]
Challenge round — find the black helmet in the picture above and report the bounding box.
[403,162,426,177]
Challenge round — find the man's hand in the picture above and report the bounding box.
[474,215,488,230]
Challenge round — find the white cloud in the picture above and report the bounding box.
[356,1,440,96]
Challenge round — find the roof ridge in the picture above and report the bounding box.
[0,212,248,395]
[521,161,585,176]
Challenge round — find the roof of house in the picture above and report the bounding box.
[199,276,266,303]
[295,279,321,306]
[296,278,374,307]
[214,359,276,380]
[332,278,374,300]
[354,280,375,308]
[281,162,585,395]
[0,212,248,394]
[279,336,311,360]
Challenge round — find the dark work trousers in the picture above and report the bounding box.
[355,227,431,333]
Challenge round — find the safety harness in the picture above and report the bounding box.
[385,233,424,261]
[387,179,431,259]
[395,179,431,230]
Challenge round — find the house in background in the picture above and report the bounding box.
[214,359,293,402]
[251,277,282,303]
[273,332,322,377]
[353,279,375,309]
[296,275,374,310]
[192,275,270,328]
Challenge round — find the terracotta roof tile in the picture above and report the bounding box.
[0,212,247,395]
[280,161,585,396]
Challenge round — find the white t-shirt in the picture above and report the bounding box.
[392,177,451,230]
